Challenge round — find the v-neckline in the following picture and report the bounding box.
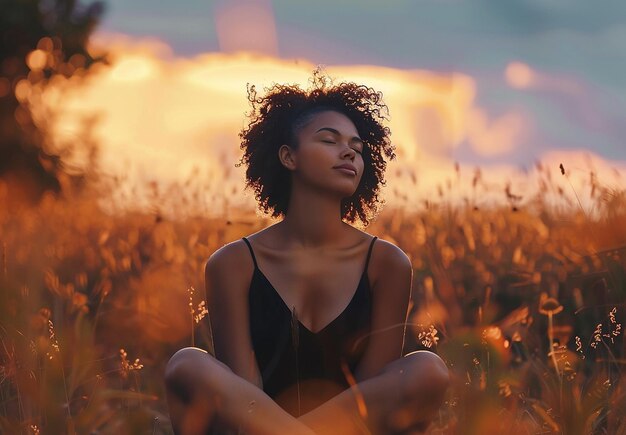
[253,267,367,335]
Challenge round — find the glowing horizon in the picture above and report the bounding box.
[24,33,626,217]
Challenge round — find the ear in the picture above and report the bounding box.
[278,144,297,170]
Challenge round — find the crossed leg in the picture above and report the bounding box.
[165,348,448,435]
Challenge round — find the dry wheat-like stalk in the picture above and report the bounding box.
[417,324,440,349]
[46,320,60,360]
[186,286,208,346]
[119,348,144,380]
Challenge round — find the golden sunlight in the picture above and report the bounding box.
[24,37,626,216]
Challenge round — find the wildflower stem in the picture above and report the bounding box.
[2,241,6,279]
[188,287,195,347]
[91,289,109,336]
[190,312,195,348]
[548,312,560,378]
[59,362,73,424]
[547,311,564,414]
[562,164,620,299]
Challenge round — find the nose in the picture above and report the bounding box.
[341,144,356,160]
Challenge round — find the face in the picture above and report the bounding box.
[280,110,365,198]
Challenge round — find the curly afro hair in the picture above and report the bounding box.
[236,71,395,227]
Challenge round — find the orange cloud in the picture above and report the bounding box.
[505,60,585,96]
[505,61,535,89]
[24,37,625,215]
[467,109,529,157]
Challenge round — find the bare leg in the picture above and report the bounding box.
[165,347,316,435]
[297,351,449,435]
[165,348,448,435]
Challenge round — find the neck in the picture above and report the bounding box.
[279,182,346,249]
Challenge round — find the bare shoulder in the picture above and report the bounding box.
[206,238,251,268]
[204,239,255,291]
[371,237,411,268]
[370,237,412,284]
[205,239,252,270]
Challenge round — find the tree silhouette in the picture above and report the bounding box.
[0,0,105,204]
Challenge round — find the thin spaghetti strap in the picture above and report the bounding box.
[364,236,378,272]
[241,237,258,269]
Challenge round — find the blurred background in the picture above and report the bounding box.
[1,1,625,434]
[3,0,626,213]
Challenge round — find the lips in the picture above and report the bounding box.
[333,164,357,175]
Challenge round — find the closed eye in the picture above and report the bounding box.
[320,138,362,154]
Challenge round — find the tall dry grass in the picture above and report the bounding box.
[0,164,624,434]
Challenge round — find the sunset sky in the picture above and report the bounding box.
[35,0,626,214]
[98,0,625,160]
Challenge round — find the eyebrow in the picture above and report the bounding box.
[315,127,363,144]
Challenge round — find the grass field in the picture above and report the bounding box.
[0,168,624,434]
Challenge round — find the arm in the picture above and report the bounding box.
[166,241,318,434]
[205,241,263,388]
[354,239,413,382]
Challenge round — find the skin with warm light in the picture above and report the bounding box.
[278,111,365,205]
[164,80,449,434]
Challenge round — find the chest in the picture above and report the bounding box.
[248,264,373,417]
[254,250,369,333]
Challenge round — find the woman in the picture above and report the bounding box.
[165,73,449,435]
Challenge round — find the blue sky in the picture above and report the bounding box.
[97,0,626,167]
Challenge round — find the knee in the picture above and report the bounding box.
[165,347,206,382]
[381,352,449,433]
[165,348,224,434]
[402,350,449,400]
[165,347,225,403]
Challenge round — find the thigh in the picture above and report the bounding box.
[298,351,449,435]
[166,347,317,435]
[382,351,449,433]
[388,351,449,399]
[166,347,250,404]
[166,348,232,434]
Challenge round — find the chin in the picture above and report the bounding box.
[340,182,361,197]
[338,187,359,198]
[321,179,360,198]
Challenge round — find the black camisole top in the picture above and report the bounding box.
[242,236,377,417]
